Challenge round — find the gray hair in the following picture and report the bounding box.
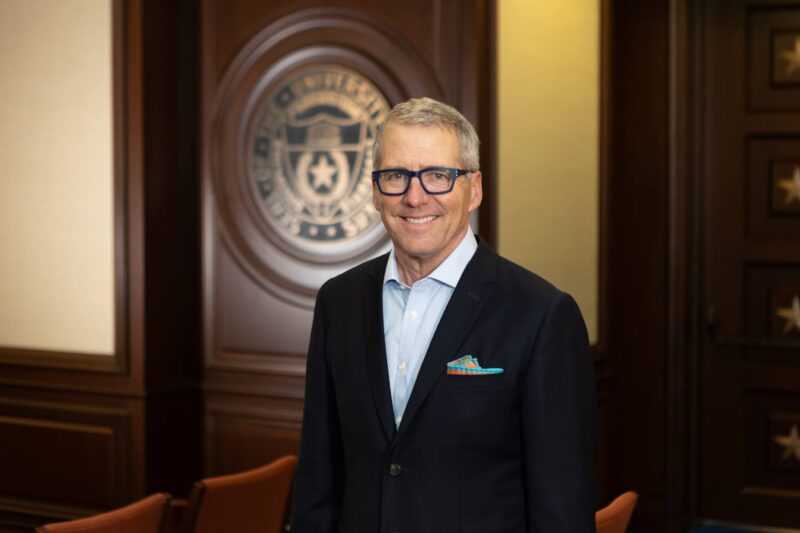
[371,97,480,170]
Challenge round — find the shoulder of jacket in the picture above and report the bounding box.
[495,255,563,299]
[318,252,388,296]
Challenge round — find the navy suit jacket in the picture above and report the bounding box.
[291,239,596,532]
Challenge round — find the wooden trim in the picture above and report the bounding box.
[200,0,216,386]
[595,0,612,360]
[741,486,800,500]
[672,0,706,529]
[0,348,118,373]
[0,496,103,523]
[113,0,129,377]
[0,389,135,515]
[477,0,497,248]
[121,0,144,390]
[665,1,695,528]
[203,372,306,400]
[211,351,306,377]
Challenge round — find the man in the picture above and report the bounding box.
[291,97,596,532]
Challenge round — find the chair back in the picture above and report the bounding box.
[595,491,638,533]
[179,455,298,533]
[37,492,170,533]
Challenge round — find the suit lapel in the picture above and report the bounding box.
[393,242,498,441]
[362,254,396,441]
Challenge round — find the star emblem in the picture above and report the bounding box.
[309,155,337,190]
[777,166,800,206]
[776,295,800,335]
[780,36,800,76]
[774,424,800,463]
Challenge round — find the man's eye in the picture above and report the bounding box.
[386,172,406,181]
[429,172,449,181]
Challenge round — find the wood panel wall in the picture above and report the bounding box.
[0,2,633,530]
[0,1,202,529]
[606,0,673,529]
[199,0,497,477]
[606,0,800,530]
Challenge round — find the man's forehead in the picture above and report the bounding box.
[377,122,461,167]
[383,121,456,137]
[380,123,460,153]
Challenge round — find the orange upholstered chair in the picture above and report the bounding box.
[37,492,171,533]
[178,455,298,533]
[595,491,638,533]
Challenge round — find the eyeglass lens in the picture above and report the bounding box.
[377,169,454,194]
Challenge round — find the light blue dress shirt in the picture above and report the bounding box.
[382,228,478,428]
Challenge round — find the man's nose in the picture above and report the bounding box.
[403,176,429,206]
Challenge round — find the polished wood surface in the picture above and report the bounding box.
[606,0,672,528]
[200,0,496,476]
[606,0,800,530]
[697,0,800,526]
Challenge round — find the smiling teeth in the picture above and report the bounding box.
[406,216,437,224]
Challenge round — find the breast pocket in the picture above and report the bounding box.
[441,371,511,389]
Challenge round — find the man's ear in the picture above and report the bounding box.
[468,171,483,212]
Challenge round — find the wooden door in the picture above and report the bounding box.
[698,0,800,526]
[200,0,494,475]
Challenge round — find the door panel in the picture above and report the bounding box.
[700,0,800,526]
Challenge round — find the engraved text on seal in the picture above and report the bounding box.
[251,66,390,250]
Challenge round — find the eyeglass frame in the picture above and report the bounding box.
[371,167,475,196]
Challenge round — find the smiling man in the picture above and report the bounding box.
[291,97,597,533]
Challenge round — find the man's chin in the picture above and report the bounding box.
[392,240,436,261]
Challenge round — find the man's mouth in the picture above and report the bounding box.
[403,215,438,224]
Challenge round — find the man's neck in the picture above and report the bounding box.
[393,232,470,286]
[395,255,435,286]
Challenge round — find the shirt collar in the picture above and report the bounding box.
[383,226,478,289]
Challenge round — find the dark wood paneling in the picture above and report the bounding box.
[594,0,613,509]
[0,413,122,509]
[607,0,800,530]
[201,0,496,473]
[698,1,800,526]
[606,0,671,529]
[143,392,203,499]
[0,389,133,520]
[204,393,303,476]
[141,0,202,395]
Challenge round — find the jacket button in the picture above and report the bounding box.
[389,463,402,476]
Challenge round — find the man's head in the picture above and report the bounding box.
[372,97,480,170]
[371,97,482,280]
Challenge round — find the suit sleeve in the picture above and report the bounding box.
[521,291,597,532]
[290,288,344,532]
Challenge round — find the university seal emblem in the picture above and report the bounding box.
[250,65,390,256]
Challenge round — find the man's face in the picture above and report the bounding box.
[372,122,482,269]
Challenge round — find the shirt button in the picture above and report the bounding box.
[398,361,407,374]
[410,310,418,320]
[389,463,402,476]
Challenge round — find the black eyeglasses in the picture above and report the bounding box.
[371,167,474,196]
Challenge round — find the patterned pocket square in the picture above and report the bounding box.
[446,355,504,375]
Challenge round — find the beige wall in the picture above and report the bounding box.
[0,0,598,354]
[497,0,600,342]
[0,0,114,354]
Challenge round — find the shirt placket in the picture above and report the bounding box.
[392,283,426,427]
